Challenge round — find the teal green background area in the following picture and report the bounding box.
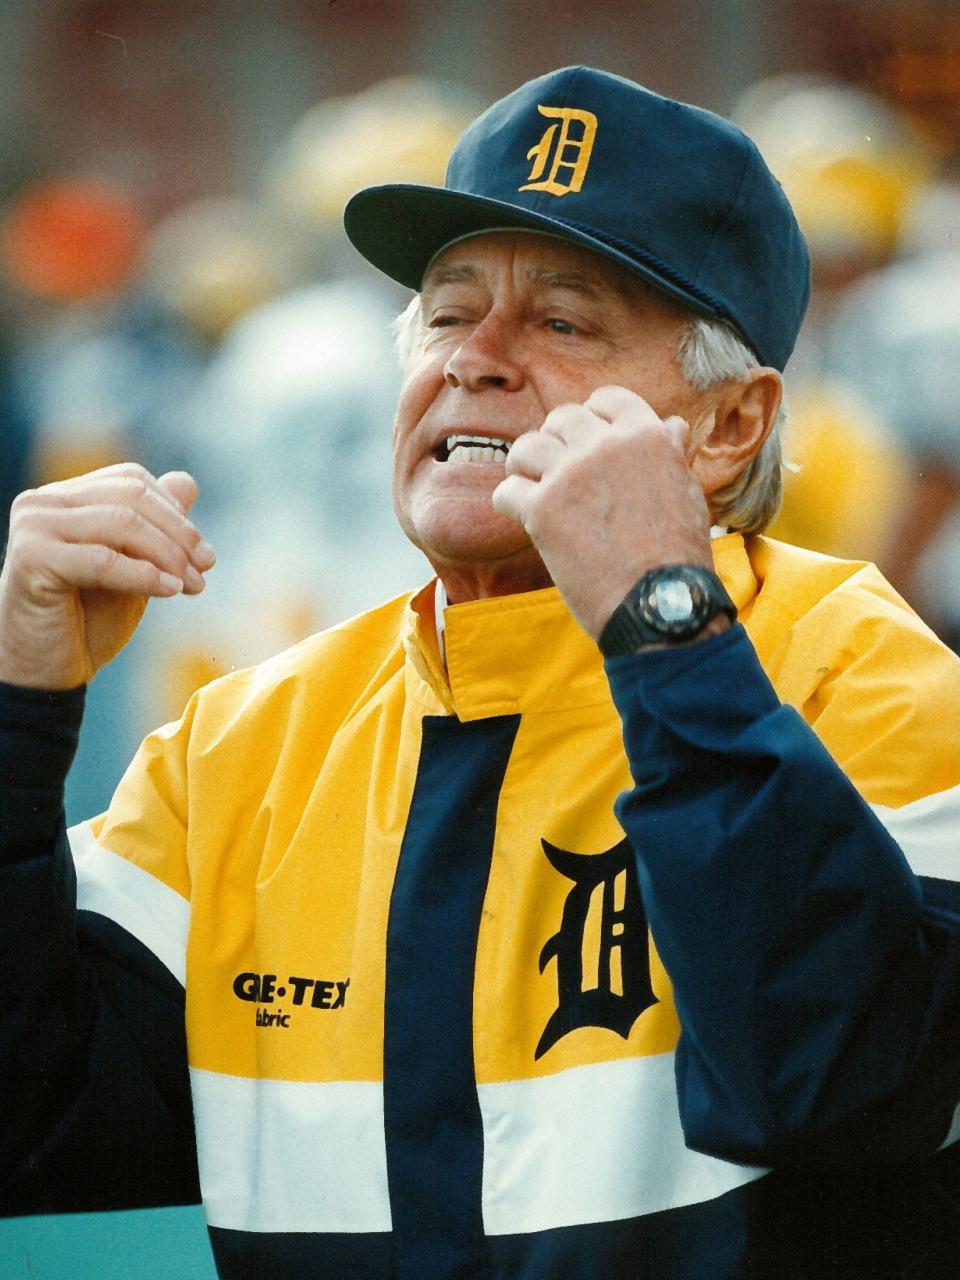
[0,1206,217,1279]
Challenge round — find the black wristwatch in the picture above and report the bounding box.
[598,564,737,656]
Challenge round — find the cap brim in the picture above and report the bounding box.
[344,183,718,321]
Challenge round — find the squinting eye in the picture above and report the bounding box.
[546,317,579,335]
[429,314,466,328]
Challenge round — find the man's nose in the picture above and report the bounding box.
[443,313,525,392]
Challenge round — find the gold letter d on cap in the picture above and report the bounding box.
[520,105,598,197]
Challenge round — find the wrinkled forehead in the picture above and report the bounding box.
[423,229,665,300]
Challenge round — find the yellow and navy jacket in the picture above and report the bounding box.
[2,534,959,1279]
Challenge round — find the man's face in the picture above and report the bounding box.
[391,231,708,585]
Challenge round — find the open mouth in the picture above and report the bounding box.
[434,434,513,464]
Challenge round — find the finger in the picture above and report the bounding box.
[491,472,538,523]
[40,464,189,522]
[584,384,655,424]
[155,472,214,568]
[585,385,692,451]
[158,470,199,515]
[44,461,181,504]
[539,402,596,444]
[32,474,181,522]
[27,475,214,570]
[44,540,186,598]
[505,431,564,480]
[34,505,208,594]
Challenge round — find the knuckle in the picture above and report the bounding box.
[10,488,37,513]
[549,401,581,423]
[120,475,150,502]
[146,561,169,589]
[587,384,637,413]
[170,544,192,575]
[9,489,51,526]
[507,434,533,466]
[9,499,45,537]
[7,504,28,536]
[24,481,71,506]
[663,418,691,451]
[115,502,141,529]
[90,543,120,576]
[115,461,151,481]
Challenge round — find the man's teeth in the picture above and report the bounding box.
[444,435,511,463]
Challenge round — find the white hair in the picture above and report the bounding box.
[393,296,785,534]
[392,294,424,369]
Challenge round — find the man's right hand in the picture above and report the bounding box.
[0,464,215,690]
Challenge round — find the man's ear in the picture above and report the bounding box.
[690,368,783,498]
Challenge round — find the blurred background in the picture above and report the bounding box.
[0,0,957,1274]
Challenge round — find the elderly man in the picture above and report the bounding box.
[1,67,958,1280]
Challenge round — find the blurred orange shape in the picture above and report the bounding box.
[1,179,146,300]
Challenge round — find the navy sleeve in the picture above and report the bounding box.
[0,681,200,1215]
[606,625,960,1169]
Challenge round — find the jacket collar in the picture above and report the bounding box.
[402,533,759,721]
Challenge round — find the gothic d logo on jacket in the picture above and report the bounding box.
[536,837,656,1059]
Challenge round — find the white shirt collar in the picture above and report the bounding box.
[435,579,448,663]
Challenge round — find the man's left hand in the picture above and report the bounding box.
[492,385,714,638]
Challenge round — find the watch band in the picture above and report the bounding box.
[599,598,670,652]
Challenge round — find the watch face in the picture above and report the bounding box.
[640,566,718,637]
[652,578,695,625]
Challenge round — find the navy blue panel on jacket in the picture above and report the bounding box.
[384,714,521,1280]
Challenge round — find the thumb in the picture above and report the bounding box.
[157,470,199,515]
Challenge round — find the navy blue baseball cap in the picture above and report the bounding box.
[344,66,810,371]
